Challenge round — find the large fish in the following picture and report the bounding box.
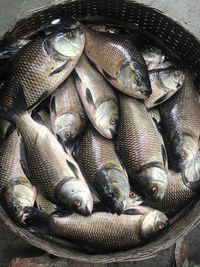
[116,94,168,202]
[0,130,36,223]
[160,72,200,171]
[50,76,86,146]
[145,63,185,109]
[0,87,93,216]
[144,171,197,217]
[25,207,168,252]
[83,27,151,99]
[0,26,85,139]
[75,54,119,139]
[75,125,130,215]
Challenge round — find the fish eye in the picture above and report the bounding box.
[65,132,71,138]
[158,223,165,230]
[110,118,116,126]
[129,191,135,198]
[151,186,158,194]
[14,204,21,212]
[174,70,181,76]
[74,199,81,207]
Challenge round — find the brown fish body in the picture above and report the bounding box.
[144,171,197,216]
[160,72,200,171]
[83,28,151,99]
[50,76,86,145]
[75,126,130,214]
[116,94,168,201]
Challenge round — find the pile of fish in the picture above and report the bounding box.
[0,16,199,253]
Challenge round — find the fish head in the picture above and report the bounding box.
[138,166,168,202]
[117,61,152,99]
[49,27,85,58]
[95,167,130,215]
[5,183,36,223]
[95,99,119,139]
[56,179,93,215]
[141,210,169,239]
[142,46,165,70]
[55,113,83,145]
[172,134,198,171]
[159,68,185,91]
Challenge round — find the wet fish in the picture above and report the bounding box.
[145,62,185,108]
[0,86,93,216]
[0,27,85,139]
[75,54,119,139]
[144,170,197,217]
[0,130,36,223]
[141,46,165,70]
[160,72,200,171]
[75,125,130,215]
[25,207,168,252]
[50,75,86,146]
[83,27,151,99]
[116,94,168,202]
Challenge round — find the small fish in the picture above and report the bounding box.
[145,62,185,109]
[0,85,93,216]
[0,130,36,223]
[116,94,168,202]
[141,46,165,70]
[160,71,200,171]
[75,54,119,139]
[75,125,130,215]
[83,27,151,99]
[0,26,85,139]
[25,206,168,252]
[144,170,197,217]
[50,76,86,146]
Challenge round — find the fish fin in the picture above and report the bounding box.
[0,81,27,122]
[161,144,168,167]
[24,206,51,235]
[50,95,57,116]
[154,93,169,106]
[50,60,69,76]
[66,159,79,178]
[73,69,82,83]
[123,208,144,215]
[86,88,95,106]
[102,69,115,81]
[20,141,31,180]
[152,117,162,134]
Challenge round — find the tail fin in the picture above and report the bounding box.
[0,81,27,122]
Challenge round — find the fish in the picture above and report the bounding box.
[25,206,168,252]
[37,109,52,131]
[144,170,197,217]
[75,125,130,215]
[0,86,93,216]
[50,75,86,146]
[0,26,85,140]
[116,94,168,202]
[160,71,200,171]
[144,62,185,109]
[0,129,36,223]
[74,54,119,139]
[141,46,165,70]
[83,27,152,99]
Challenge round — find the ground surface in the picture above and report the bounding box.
[0,0,200,266]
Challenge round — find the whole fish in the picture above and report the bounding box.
[0,27,85,139]
[75,126,130,215]
[116,94,168,202]
[0,130,36,223]
[144,171,197,217]
[160,72,200,171]
[145,63,185,108]
[25,207,168,252]
[0,87,93,216]
[83,27,151,99]
[141,46,165,70]
[75,54,119,139]
[50,76,86,146]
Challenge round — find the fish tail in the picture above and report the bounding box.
[0,81,27,123]
[24,207,51,235]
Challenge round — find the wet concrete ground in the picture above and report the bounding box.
[0,0,200,266]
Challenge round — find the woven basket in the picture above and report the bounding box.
[0,0,200,263]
